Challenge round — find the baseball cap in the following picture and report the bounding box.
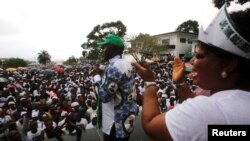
[71,102,79,107]
[98,34,125,48]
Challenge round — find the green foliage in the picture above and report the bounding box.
[37,50,51,65]
[86,48,103,60]
[81,20,127,60]
[128,33,166,55]
[4,58,28,68]
[213,0,249,9]
[175,20,199,34]
[64,56,78,65]
[82,50,87,58]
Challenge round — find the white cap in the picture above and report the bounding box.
[8,101,15,105]
[157,90,163,94]
[77,93,82,97]
[162,94,168,98]
[7,95,14,100]
[71,102,79,107]
[34,93,40,97]
[19,91,26,97]
[198,4,250,59]
[21,111,27,116]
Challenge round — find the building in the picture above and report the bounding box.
[153,31,197,57]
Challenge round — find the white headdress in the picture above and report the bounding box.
[198,4,250,59]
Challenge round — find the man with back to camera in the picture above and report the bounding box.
[92,34,137,141]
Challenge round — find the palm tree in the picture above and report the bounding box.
[37,50,51,66]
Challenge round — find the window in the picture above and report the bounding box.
[187,39,193,44]
[180,38,186,43]
[136,42,144,48]
[162,39,170,45]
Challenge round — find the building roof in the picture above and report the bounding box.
[152,31,198,37]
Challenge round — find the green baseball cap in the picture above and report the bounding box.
[98,34,125,48]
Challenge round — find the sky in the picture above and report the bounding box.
[0,0,219,62]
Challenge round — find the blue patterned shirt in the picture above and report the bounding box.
[97,55,137,138]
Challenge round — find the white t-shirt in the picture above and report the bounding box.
[27,129,42,141]
[76,118,88,129]
[86,108,97,118]
[37,120,45,130]
[166,90,250,141]
[86,122,95,130]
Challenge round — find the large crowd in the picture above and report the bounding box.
[0,54,197,141]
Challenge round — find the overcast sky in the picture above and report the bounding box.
[0,0,219,62]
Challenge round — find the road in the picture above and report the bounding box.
[45,114,148,141]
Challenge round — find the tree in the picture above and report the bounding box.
[82,50,87,58]
[0,60,2,65]
[213,0,249,9]
[81,20,127,60]
[4,58,28,68]
[175,20,199,34]
[64,55,78,65]
[37,50,51,66]
[86,48,103,60]
[128,33,166,56]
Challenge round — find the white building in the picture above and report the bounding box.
[153,31,197,57]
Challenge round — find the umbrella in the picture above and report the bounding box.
[82,63,92,69]
[39,69,54,79]
[41,69,53,74]
[6,68,17,72]
[54,67,64,73]
[17,67,28,71]
[64,65,73,71]
[0,77,8,83]
[29,68,40,74]
[168,61,174,64]
[151,56,160,62]
[53,64,64,69]
[185,62,193,73]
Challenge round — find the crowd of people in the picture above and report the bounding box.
[0,64,101,141]
[0,51,197,141]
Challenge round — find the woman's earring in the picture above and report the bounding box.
[221,71,227,79]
